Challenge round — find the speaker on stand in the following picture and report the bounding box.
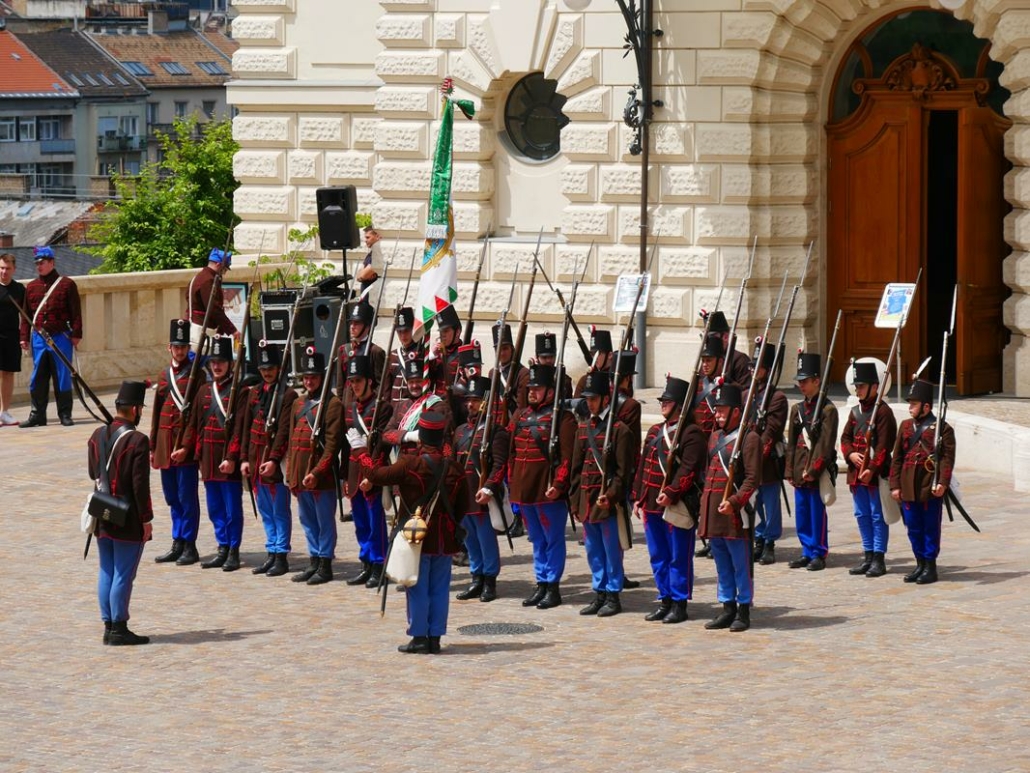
[316,185,360,346]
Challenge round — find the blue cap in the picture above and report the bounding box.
[33,246,55,261]
[208,248,232,266]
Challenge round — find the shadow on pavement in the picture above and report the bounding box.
[939,566,1030,585]
[442,641,555,655]
[152,628,274,645]
[753,605,851,630]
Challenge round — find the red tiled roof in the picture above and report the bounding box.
[0,30,78,98]
[87,29,235,89]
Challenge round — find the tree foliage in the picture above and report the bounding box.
[88,117,239,273]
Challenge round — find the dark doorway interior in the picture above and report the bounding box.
[925,109,958,383]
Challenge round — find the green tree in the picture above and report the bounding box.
[88,117,239,273]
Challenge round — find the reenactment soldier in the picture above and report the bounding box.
[149,319,202,566]
[358,412,470,655]
[238,342,297,577]
[745,342,789,566]
[453,375,510,603]
[340,354,393,588]
[784,352,838,572]
[841,361,897,578]
[708,311,751,388]
[185,247,237,345]
[430,305,462,396]
[383,356,453,457]
[533,332,572,398]
[889,379,955,585]
[490,321,529,419]
[173,336,245,571]
[611,350,644,589]
[632,375,706,624]
[693,333,725,439]
[508,363,576,609]
[88,380,153,645]
[573,326,614,397]
[570,371,635,618]
[19,246,83,427]
[337,301,386,400]
[285,348,342,586]
[698,384,760,632]
[388,307,422,402]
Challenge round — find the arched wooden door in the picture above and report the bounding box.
[827,39,1010,393]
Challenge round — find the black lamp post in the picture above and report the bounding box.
[616,0,662,389]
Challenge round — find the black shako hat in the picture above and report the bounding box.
[418,411,447,446]
[589,326,613,354]
[527,363,555,389]
[346,354,374,380]
[395,306,415,331]
[700,333,725,359]
[257,341,281,369]
[708,311,730,334]
[298,347,326,376]
[492,322,514,348]
[349,301,374,326]
[713,383,742,409]
[658,375,690,406]
[752,340,776,371]
[464,376,491,400]
[795,352,821,381]
[580,370,611,398]
[115,380,147,406]
[535,332,557,358]
[169,319,189,346]
[852,361,880,385]
[436,305,461,330]
[908,379,935,405]
[208,336,234,362]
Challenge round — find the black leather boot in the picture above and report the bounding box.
[622,577,641,589]
[292,556,319,582]
[307,557,334,585]
[696,540,712,558]
[644,597,672,622]
[103,620,112,645]
[479,575,498,603]
[56,390,74,426]
[427,636,441,654]
[201,545,228,569]
[597,592,622,617]
[364,563,384,589]
[903,558,925,583]
[865,551,887,578]
[579,591,606,616]
[916,559,938,584]
[752,539,765,562]
[154,539,184,563]
[398,636,430,654]
[759,541,776,565]
[20,387,48,428]
[346,561,372,586]
[176,541,200,566]
[456,574,484,600]
[108,620,150,646]
[705,601,738,630]
[536,582,562,609]
[252,552,276,574]
[222,547,241,572]
[662,599,689,625]
[522,582,547,607]
[266,553,289,577]
[849,550,873,575]
[806,556,826,571]
[789,556,811,569]
[730,603,751,632]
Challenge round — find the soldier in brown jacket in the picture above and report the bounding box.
[238,342,297,577]
[387,307,422,402]
[698,384,760,632]
[570,371,635,618]
[284,348,342,586]
[889,379,955,586]
[88,381,153,645]
[840,360,897,578]
[784,352,838,572]
[336,301,386,401]
[149,319,201,566]
[358,412,470,655]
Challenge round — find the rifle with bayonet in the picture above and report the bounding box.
[763,242,813,408]
[462,227,491,346]
[260,291,305,468]
[801,308,842,485]
[534,243,594,366]
[172,270,223,453]
[501,229,542,419]
[720,235,758,383]
[548,249,588,489]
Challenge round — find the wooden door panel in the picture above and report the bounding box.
[956,106,1009,395]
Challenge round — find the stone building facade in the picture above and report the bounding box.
[227,0,1030,394]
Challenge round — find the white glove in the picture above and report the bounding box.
[403,430,420,443]
[478,488,494,499]
[346,428,367,450]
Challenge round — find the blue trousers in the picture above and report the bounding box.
[794,486,828,559]
[754,482,783,542]
[517,501,568,583]
[406,554,452,637]
[204,480,244,548]
[296,489,337,558]
[256,481,292,554]
[710,537,753,605]
[160,465,200,542]
[29,330,72,394]
[462,512,500,577]
[97,537,145,623]
[902,498,943,560]
[351,490,387,564]
[643,512,695,601]
[583,518,624,593]
[852,484,888,553]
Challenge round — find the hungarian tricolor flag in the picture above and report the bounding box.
[414,79,475,341]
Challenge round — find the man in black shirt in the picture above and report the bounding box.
[0,253,26,426]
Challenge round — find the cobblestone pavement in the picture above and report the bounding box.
[2,395,1028,773]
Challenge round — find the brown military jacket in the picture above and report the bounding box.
[698,426,760,540]
[633,419,707,512]
[238,382,297,486]
[889,414,955,502]
[507,402,576,505]
[339,390,392,497]
[186,266,236,335]
[841,399,897,487]
[149,359,200,469]
[784,397,838,489]
[88,418,154,542]
[743,381,788,485]
[284,392,342,492]
[454,418,510,516]
[383,392,453,454]
[569,412,634,523]
[181,376,243,482]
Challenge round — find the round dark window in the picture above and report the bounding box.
[504,73,570,161]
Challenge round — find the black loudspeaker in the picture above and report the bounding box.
[311,295,343,359]
[316,186,360,251]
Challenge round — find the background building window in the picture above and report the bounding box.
[38,118,61,141]
[503,73,569,161]
[160,62,190,76]
[123,61,154,77]
[202,100,216,119]
[18,118,35,142]
[120,116,139,136]
[174,101,188,118]
[146,102,159,125]
[0,118,16,142]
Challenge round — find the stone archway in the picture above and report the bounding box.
[717,0,1030,393]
